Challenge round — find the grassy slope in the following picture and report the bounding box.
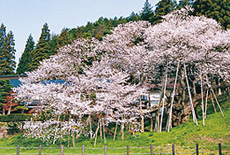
[0,98,230,154]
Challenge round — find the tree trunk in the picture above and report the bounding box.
[160,62,168,132]
[204,90,209,120]
[100,121,102,139]
[7,100,12,115]
[121,115,125,140]
[141,115,144,132]
[154,106,160,132]
[94,118,100,147]
[150,114,153,132]
[72,130,75,147]
[53,115,61,144]
[218,78,222,95]
[89,115,93,139]
[113,122,118,141]
[103,119,106,144]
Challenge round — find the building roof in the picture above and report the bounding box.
[0,75,27,80]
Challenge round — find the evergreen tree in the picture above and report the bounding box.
[193,0,230,29]
[0,24,16,75]
[57,28,71,48]
[16,34,35,75]
[140,0,154,22]
[29,23,52,71]
[153,0,177,24]
[50,34,58,55]
[127,12,141,22]
[0,24,15,115]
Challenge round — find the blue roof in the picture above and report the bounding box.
[10,79,22,87]
[10,79,66,88]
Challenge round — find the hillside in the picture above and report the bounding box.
[0,97,229,154]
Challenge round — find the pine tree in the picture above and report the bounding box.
[29,23,52,71]
[0,23,15,115]
[140,0,154,22]
[50,34,58,55]
[193,0,230,29]
[127,12,141,22]
[57,28,71,49]
[153,0,177,24]
[0,24,16,75]
[16,34,35,75]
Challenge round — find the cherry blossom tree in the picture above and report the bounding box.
[15,6,230,145]
[15,38,146,145]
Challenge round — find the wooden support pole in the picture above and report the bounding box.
[205,90,209,119]
[82,145,84,155]
[150,144,153,155]
[17,145,20,155]
[200,73,205,126]
[39,145,42,155]
[172,144,175,155]
[196,143,199,155]
[168,61,180,132]
[127,145,130,155]
[61,145,64,155]
[104,146,107,155]
[211,88,225,117]
[184,62,198,125]
[219,143,222,155]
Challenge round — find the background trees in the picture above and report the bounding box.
[193,0,230,29]
[0,23,16,115]
[29,23,52,71]
[0,24,16,75]
[16,34,35,75]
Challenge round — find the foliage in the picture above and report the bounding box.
[177,0,194,8]
[193,0,230,29]
[16,34,35,75]
[140,0,154,22]
[3,91,18,115]
[29,23,52,71]
[153,0,177,24]
[7,122,20,135]
[0,80,12,114]
[0,114,32,122]
[0,24,16,75]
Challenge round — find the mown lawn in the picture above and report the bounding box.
[0,98,230,154]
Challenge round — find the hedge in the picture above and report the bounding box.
[0,114,33,122]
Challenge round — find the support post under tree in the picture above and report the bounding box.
[184,61,198,125]
[167,61,180,132]
[200,72,205,126]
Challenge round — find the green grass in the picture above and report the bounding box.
[0,97,230,154]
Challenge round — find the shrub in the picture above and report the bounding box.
[0,114,32,122]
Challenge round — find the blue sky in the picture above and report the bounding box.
[0,0,162,65]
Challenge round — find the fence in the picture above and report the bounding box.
[0,143,229,155]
